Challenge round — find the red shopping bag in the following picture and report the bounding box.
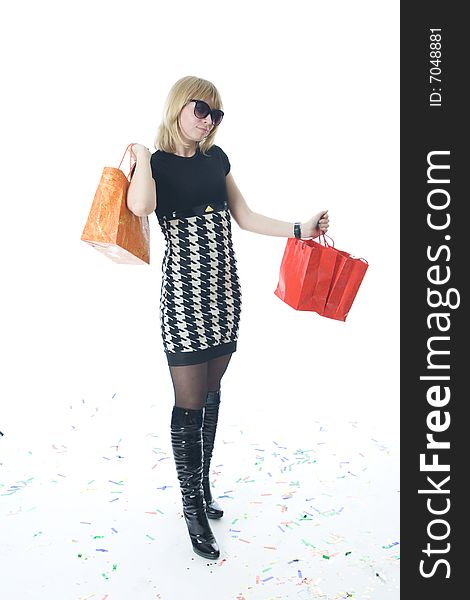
[321,248,368,321]
[274,235,368,320]
[274,237,338,312]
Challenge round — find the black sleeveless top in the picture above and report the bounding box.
[131,144,231,219]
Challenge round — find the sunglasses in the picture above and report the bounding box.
[189,99,224,127]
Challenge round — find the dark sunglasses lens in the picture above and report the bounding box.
[194,100,210,119]
[193,100,224,126]
[212,110,224,126]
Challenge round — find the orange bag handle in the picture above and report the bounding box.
[118,143,136,181]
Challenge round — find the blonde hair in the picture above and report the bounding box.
[154,76,223,156]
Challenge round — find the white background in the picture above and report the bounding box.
[2,0,399,437]
[1,1,399,598]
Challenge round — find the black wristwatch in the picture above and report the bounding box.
[294,222,302,239]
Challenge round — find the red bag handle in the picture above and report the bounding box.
[118,143,136,181]
[317,233,335,247]
[318,234,368,263]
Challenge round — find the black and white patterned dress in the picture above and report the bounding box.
[142,145,242,366]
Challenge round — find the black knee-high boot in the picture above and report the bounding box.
[202,390,224,519]
[170,405,220,559]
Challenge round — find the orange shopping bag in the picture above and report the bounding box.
[81,143,150,265]
[274,237,338,312]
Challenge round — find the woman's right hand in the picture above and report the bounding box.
[130,143,151,160]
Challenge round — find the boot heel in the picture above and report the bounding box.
[171,406,220,560]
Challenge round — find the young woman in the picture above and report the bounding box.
[127,75,329,560]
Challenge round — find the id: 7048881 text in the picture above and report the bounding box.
[429,28,442,108]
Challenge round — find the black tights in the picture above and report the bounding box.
[169,353,233,410]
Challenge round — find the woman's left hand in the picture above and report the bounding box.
[302,210,329,238]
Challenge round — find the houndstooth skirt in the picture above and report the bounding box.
[157,200,242,366]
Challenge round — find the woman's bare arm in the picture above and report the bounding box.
[126,145,157,217]
[226,172,329,238]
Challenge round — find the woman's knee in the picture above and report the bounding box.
[207,353,232,391]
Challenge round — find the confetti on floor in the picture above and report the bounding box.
[0,391,399,599]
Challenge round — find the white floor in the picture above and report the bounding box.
[1,387,399,600]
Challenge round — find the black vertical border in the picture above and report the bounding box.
[401,3,465,597]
